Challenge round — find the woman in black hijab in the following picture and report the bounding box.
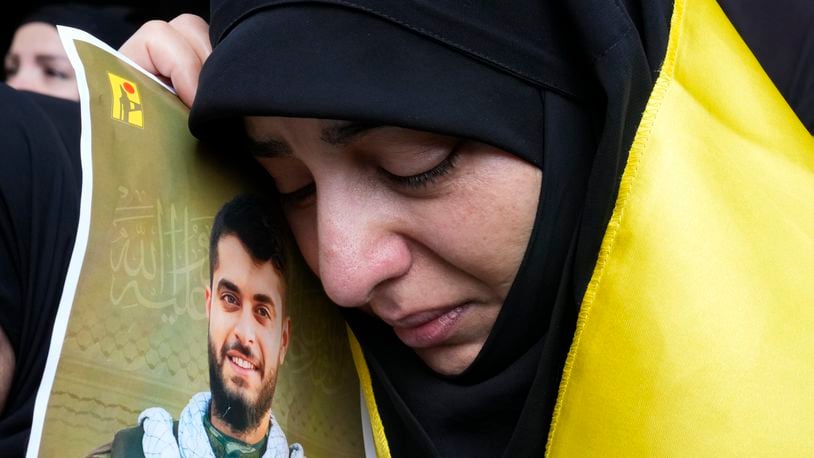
[121,0,814,455]
[5,3,139,100]
[0,84,81,454]
[183,1,672,455]
[0,5,136,454]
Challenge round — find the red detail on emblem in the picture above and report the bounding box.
[123,82,135,94]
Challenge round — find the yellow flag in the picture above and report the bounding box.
[547,0,814,455]
[108,72,143,127]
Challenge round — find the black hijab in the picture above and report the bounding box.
[19,3,140,50]
[0,85,81,454]
[189,1,672,455]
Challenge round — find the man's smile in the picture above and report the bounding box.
[224,345,262,379]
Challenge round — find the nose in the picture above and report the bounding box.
[316,180,412,308]
[232,306,256,345]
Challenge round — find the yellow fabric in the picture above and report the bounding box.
[347,327,391,458]
[547,0,814,455]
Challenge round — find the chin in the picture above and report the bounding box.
[416,344,480,376]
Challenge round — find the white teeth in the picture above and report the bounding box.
[230,356,254,370]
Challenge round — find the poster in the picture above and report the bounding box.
[27,28,368,457]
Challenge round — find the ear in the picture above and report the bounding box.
[205,286,212,319]
[278,317,291,366]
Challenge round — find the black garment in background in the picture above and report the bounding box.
[719,0,814,133]
[19,3,142,50]
[0,84,80,455]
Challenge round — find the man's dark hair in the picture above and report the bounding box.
[209,194,286,282]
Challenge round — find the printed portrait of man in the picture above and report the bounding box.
[92,195,303,457]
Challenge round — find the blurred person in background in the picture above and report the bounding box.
[0,3,140,455]
[4,3,139,100]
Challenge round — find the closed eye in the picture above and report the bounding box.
[380,143,462,189]
[44,66,70,80]
[279,181,316,206]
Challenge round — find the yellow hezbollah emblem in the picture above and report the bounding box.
[108,72,143,127]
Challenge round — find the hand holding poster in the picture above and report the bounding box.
[28,28,368,458]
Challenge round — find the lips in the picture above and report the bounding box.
[389,304,467,348]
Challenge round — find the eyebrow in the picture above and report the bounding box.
[247,137,291,158]
[252,293,274,306]
[217,278,241,294]
[4,54,70,66]
[35,55,71,65]
[247,121,383,158]
[320,122,382,145]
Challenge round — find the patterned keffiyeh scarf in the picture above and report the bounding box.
[138,392,303,458]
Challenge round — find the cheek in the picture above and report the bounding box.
[208,324,223,351]
[260,329,283,371]
[52,82,79,101]
[53,76,78,89]
[411,152,541,292]
[209,310,232,344]
[7,66,40,85]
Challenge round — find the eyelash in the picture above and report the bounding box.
[380,144,461,189]
[45,67,70,80]
[278,144,462,205]
[278,182,316,206]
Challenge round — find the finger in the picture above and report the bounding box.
[119,18,206,107]
[118,24,172,88]
[168,14,212,65]
[119,20,165,75]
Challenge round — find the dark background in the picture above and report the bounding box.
[1,0,209,67]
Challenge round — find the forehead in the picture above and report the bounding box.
[244,116,455,158]
[245,117,374,145]
[10,22,63,54]
[214,235,285,296]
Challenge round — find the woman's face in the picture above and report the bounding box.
[245,117,541,375]
[4,22,79,101]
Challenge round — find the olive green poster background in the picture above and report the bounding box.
[35,34,363,457]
